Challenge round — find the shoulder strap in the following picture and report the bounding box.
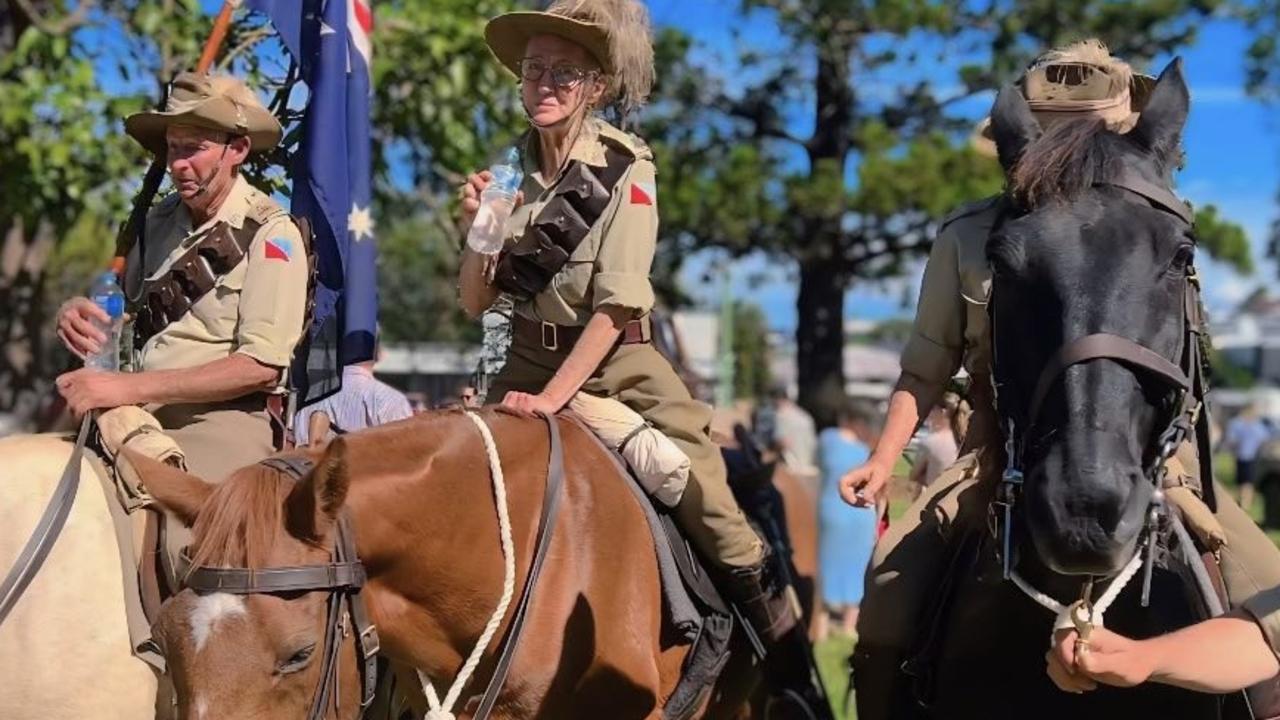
[491,148,634,301]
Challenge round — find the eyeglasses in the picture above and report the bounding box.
[518,58,595,89]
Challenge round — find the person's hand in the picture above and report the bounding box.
[56,297,109,359]
[55,368,135,417]
[501,391,563,416]
[839,458,894,508]
[1047,627,1156,693]
[459,170,524,234]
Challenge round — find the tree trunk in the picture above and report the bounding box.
[0,215,58,430]
[796,257,846,428]
[795,27,855,428]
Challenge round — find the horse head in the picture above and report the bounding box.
[129,440,363,719]
[988,58,1195,577]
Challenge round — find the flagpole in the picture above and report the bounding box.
[113,0,242,262]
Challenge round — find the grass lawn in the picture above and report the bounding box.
[809,452,1280,720]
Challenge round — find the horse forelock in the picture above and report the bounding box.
[1010,118,1117,208]
[188,466,294,570]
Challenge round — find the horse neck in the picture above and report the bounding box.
[342,411,549,677]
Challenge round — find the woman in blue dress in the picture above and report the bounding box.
[816,397,880,639]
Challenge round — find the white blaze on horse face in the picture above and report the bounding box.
[195,696,209,720]
[189,592,246,652]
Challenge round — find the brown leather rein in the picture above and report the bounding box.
[181,456,380,720]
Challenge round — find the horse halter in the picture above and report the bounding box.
[180,457,380,720]
[989,172,1207,613]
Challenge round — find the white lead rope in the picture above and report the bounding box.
[1010,547,1146,642]
[418,412,517,720]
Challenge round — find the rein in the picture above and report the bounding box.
[0,414,93,625]
[988,175,1212,636]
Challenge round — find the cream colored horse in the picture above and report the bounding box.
[0,433,161,720]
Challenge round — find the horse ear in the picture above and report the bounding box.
[122,448,212,527]
[287,437,350,542]
[989,83,1041,171]
[1131,58,1189,166]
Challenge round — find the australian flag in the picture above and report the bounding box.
[247,0,378,405]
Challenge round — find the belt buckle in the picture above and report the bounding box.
[540,321,558,352]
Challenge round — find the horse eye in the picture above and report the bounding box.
[277,644,316,675]
[1170,244,1195,272]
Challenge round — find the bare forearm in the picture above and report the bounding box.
[1147,614,1280,693]
[133,353,280,405]
[459,249,500,319]
[870,375,944,467]
[541,308,628,406]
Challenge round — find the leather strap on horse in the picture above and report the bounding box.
[492,148,633,301]
[1026,332,1191,428]
[182,456,380,718]
[472,411,567,720]
[0,414,92,625]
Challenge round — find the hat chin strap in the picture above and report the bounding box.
[191,143,230,198]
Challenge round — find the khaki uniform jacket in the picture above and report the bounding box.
[506,117,658,326]
[124,175,308,384]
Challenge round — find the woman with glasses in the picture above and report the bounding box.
[455,1,828,714]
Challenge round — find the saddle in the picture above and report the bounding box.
[563,414,799,720]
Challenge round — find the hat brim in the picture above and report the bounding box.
[485,12,614,77]
[972,73,1157,158]
[125,101,282,157]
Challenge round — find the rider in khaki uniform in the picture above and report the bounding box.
[55,72,309,482]
[844,40,1280,709]
[455,2,827,714]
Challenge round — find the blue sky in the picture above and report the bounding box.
[653,2,1280,331]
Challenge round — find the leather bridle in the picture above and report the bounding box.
[181,456,380,720]
[988,172,1211,605]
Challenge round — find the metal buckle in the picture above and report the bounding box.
[541,321,558,352]
[359,624,381,657]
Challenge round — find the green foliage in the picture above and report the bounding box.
[368,0,527,341]
[371,0,527,196]
[731,302,772,399]
[1195,204,1254,275]
[376,216,481,345]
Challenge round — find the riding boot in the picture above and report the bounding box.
[724,556,834,720]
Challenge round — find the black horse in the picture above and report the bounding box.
[872,59,1260,720]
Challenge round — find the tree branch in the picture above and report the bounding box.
[10,0,94,36]
[217,24,274,71]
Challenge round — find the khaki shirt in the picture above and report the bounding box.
[899,196,1002,396]
[1245,585,1280,659]
[506,117,658,327]
[124,175,308,386]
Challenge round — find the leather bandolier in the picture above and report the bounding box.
[131,200,318,349]
[492,146,632,301]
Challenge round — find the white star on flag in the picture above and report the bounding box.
[348,204,375,242]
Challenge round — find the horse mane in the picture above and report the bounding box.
[188,467,295,570]
[1009,117,1116,207]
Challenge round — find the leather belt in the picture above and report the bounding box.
[512,314,650,353]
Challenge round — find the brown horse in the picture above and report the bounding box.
[133,408,765,719]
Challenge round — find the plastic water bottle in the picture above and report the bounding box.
[85,270,125,371]
[466,147,523,256]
